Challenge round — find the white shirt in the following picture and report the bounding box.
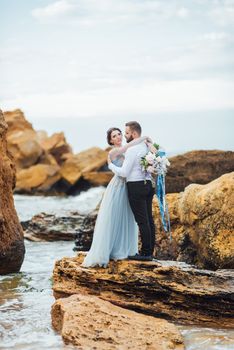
[108,142,151,182]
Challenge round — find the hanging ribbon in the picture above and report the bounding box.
[156,150,171,240]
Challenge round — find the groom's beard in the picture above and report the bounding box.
[126,136,134,143]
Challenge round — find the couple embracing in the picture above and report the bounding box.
[82,121,156,268]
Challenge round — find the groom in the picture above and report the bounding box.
[108,121,155,261]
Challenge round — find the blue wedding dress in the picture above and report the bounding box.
[82,155,138,267]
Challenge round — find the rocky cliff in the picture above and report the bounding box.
[0,110,25,274]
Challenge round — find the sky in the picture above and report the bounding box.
[0,0,234,153]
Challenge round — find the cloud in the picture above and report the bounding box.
[1,26,233,104]
[176,7,189,18]
[2,0,233,121]
[105,29,234,82]
[32,0,76,20]
[32,0,189,24]
[201,32,230,41]
[2,79,234,119]
[209,0,234,26]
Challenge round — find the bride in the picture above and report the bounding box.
[82,127,149,268]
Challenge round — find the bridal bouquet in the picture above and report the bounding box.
[140,143,170,176]
[141,143,171,236]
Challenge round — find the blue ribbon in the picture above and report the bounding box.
[156,150,171,240]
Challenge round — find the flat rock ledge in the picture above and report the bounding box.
[21,211,85,242]
[51,294,184,350]
[53,254,234,328]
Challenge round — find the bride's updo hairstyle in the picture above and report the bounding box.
[107,127,122,145]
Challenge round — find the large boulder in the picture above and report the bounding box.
[153,172,234,269]
[39,132,72,165]
[3,108,34,133]
[4,109,43,169]
[60,147,112,186]
[52,255,234,328]
[51,294,184,349]
[0,110,25,274]
[82,171,113,186]
[166,150,234,193]
[15,164,61,194]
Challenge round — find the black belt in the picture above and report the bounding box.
[127,180,151,184]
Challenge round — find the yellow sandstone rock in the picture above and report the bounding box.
[60,147,109,185]
[4,109,43,169]
[51,294,184,350]
[16,164,61,193]
[154,172,234,269]
[39,132,72,165]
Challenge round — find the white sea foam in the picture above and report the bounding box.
[14,186,105,221]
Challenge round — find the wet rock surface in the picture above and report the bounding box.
[73,208,99,251]
[21,212,85,242]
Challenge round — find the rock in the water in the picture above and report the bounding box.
[153,172,234,269]
[39,132,72,165]
[22,212,85,241]
[74,208,99,251]
[51,293,184,349]
[166,150,234,193]
[53,255,234,328]
[0,110,25,274]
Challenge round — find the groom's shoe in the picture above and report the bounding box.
[140,255,153,261]
[128,254,153,261]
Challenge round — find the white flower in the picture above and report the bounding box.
[147,165,155,173]
[145,153,155,165]
[156,156,162,163]
[140,146,170,177]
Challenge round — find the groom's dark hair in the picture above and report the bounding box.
[125,121,142,135]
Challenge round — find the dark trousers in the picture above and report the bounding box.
[127,180,155,255]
